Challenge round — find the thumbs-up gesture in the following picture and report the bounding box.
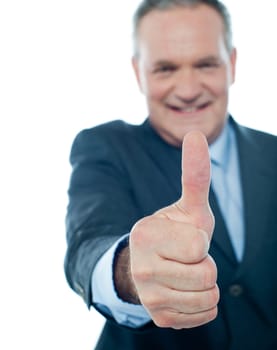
[129,131,218,329]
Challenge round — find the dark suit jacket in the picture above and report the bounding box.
[64,117,277,350]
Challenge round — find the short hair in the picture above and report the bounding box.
[133,0,233,56]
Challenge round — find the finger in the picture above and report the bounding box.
[179,131,211,213]
[155,255,217,291]
[152,305,218,329]
[153,285,220,315]
[131,216,209,263]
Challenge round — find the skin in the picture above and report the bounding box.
[115,131,217,328]
[114,4,237,329]
[132,4,236,146]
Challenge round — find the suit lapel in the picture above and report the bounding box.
[234,123,276,274]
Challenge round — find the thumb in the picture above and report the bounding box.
[178,131,213,233]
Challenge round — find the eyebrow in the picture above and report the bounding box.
[195,56,221,64]
[152,60,178,67]
[152,56,221,66]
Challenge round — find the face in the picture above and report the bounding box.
[132,4,236,146]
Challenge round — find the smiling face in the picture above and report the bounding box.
[132,4,237,146]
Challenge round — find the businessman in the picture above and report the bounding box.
[65,1,277,349]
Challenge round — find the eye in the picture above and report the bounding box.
[197,62,220,70]
[154,65,176,73]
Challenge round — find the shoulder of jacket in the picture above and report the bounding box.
[80,120,137,137]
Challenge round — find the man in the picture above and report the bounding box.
[64,1,277,349]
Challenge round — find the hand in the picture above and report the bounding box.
[129,131,218,329]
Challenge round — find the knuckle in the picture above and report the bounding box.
[132,266,153,283]
[202,256,217,289]
[143,291,166,310]
[212,285,220,305]
[206,306,218,322]
[130,216,154,247]
[130,222,145,246]
[206,285,220,307]
[153,312,176,328]
[189,229,209,262]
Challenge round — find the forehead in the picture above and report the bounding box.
[136,4,226,60]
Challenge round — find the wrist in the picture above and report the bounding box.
[113,238,140,304]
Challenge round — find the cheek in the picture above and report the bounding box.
[205,71,230,97]
[145,79,171,101]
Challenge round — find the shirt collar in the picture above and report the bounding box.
[209,121,231,170]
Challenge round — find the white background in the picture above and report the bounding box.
[0,1,276,349]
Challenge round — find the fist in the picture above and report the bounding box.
[129,131,218,329]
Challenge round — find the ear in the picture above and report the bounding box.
[230,47,237,84]
[132,56,143,92]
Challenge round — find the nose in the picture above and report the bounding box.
[173,69,202,103]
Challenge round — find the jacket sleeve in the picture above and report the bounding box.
[64,127,141,308]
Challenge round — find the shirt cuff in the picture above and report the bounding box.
[92,234,151,328]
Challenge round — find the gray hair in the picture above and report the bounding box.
[133,0,233,55]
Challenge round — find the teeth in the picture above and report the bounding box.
[184,107,197,112]
[169,104,206,112]
[180,106,198,112]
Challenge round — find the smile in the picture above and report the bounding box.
[167,102,210,114]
